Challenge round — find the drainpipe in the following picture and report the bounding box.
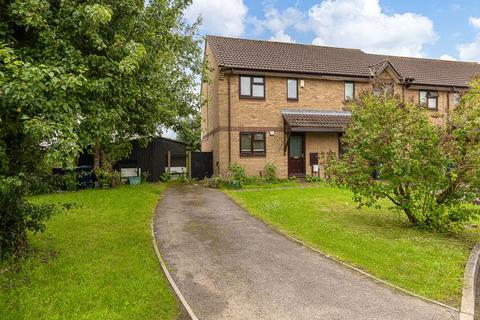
[401,77,414,101]
[446,90,450,126]
[446,86,456,128]
[227,71,232,164]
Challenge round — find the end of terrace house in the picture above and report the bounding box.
[200,35,480,178]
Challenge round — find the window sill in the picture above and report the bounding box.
[240,153,266,157]
[287,98,299,102]
[239,96,266,100]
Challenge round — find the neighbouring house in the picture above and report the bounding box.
[200,35,480,178]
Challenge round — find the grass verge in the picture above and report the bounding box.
[0,184,179,320]
[226,184,480,307]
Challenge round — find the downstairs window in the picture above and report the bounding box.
[240,132,266,156]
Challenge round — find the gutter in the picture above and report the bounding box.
[222,66,373,81]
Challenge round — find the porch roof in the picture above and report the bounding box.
[281,109,351,132]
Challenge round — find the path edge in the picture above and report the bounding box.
[151,198,199,320]
[224,189,459,313]
[460,244,480,320]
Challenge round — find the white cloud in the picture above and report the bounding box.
[469,17,480,29]
[304,0,436,57]
[184,0,248,37]
[458,36,480,61]
[269,31,295,43]
[439,54,457,61]
[263,7,303,34]
[247,6,302,42]
[457,17,480,61]
[246,16,265,35]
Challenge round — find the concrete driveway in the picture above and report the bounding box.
[153,184,458,320]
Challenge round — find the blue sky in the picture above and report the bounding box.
[184,0,480,61]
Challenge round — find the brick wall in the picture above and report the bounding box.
[305,132,339,177]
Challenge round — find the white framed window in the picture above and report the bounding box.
[344,81,355,100]
[240,76,265,98]
[419,90,438,110]
[287,79,298,100]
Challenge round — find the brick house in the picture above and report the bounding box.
[200,35,480,178]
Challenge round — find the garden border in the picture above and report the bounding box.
[225,190,460,313]
[151,214,199,320]
[460,244,480,320]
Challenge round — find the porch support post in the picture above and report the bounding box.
[283,118,291,155]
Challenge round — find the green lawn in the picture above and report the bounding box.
[242,181,302,189]
[226,184,480,307]
[0,184,179,320]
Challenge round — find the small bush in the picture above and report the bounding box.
[244,175,264,185]
[175,175,189,183]
[160,172,172,182]
[95,168,113,188]
[227,163,247,185]
[305,175,323,183]
[141,170,150,183]
[204,176,227,188]
[25,173,64,195]
[264,163,278,182]
[63,171,78,191]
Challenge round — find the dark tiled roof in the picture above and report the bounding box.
[282,109,351,131]
[206,35,480,88]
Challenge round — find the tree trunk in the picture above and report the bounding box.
[403,208,418,226]
[93,145,102,187]
[93,145,101,170]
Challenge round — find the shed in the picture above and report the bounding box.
[116,137,187,182]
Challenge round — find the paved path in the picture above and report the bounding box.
[153,184,458,320]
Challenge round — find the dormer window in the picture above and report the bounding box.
[240,76,265,99]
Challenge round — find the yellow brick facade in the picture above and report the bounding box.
[201,43,457,178]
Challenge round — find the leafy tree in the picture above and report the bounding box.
[176,112,201,151]
[0,0,202,257]
[326,91,480,230]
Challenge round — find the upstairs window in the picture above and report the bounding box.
[240,76,265,99]
[240,132,266,156]
[287,79,298,100]
[344,81,355,100]
[419,90,438,110]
